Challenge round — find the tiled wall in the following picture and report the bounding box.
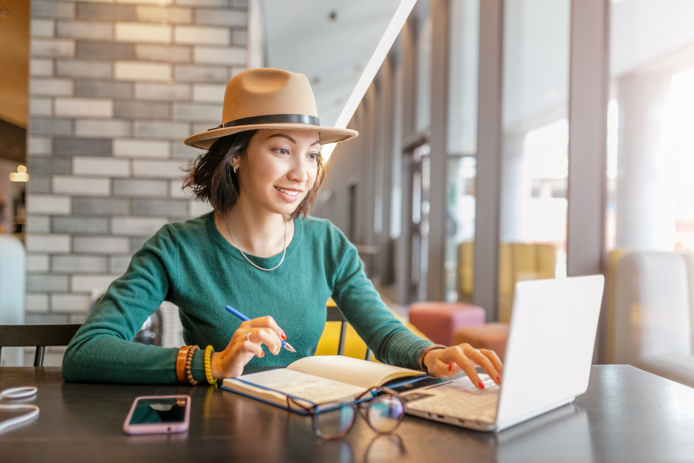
[25,0,248,324]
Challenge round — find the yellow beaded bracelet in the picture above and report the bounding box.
[204,345,215,385]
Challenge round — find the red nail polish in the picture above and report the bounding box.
[496,376,501,383]
[478,381,485,389]
[448,363,453,372]
[281,332,287,341]
[259,350,264,358]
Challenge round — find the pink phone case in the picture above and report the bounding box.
[123,395,191,435]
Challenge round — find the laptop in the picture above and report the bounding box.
[397,274,604,432]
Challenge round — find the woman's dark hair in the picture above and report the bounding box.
[182,130,328,219]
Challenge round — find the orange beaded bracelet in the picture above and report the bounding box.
[185,345,200,386]
[176,346,191,384]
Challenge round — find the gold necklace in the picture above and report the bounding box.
[222,214,287,272]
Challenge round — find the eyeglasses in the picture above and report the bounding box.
[287,387,406,440]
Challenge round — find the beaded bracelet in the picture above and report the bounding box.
[204,345,216,385]
[185,345,200,386]
[418,344,447,375]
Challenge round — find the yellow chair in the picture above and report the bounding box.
[315,299,430,362]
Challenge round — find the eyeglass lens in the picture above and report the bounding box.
[314,403,356,439]
[367,395,404,433]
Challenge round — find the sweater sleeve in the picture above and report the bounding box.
[328,227,432,370]
[62,226,204,383]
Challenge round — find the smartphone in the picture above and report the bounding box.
[123,395,191,435]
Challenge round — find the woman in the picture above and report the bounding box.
[62,68,502,387]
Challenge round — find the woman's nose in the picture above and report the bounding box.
[288,157,310,182]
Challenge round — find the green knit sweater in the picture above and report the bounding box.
[62,213,431,383]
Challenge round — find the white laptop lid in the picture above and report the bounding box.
[495,275,604,430]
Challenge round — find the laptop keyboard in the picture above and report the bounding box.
[402,375,500,422]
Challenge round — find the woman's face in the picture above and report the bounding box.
[235,129,321,217]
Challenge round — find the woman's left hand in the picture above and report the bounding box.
[423,344,503,389]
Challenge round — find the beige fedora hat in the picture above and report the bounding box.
[184,68,358,149]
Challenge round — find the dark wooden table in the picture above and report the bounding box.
[1,365,694,462]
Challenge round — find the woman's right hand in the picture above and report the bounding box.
[209,316,287,379]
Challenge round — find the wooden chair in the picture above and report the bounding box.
[0,324,81,366]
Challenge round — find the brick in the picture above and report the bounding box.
[194,9,246,27]
[231,29,247,46]
[73,197,129,215]
[32,1,76,19]
[113,138,170,158]
[31,19,55,37]
[30,97,52,116]
[27,194,71,214]
[70,275,119,293]
[52,255,108,273]
[174,64,228,83]
[28,156,71,175]
[51,294,94,313]
[193,46,245,65]
[109,256,131,274]
[25,215,51,233]
[26,294,49,312]
[29,117,72,136]
[174,26,230,46]
[169,180,190,198]
[113,179,168,197]
[189,199,212,217]
[115,0,173,4]
[112,217,168,235]
[130,236,149,252]
[115,22,172,44]
[52,216,110,234]
[136,5,191,24]
[54,97,113,117]
[54,137,112,156]
[56,60,112,79]
[76,41,134,60]
[56,20,113,41]
[30,78,73,96]
[114,61,172,81]
[31,38,76,58]
[28,136,52,155]
[26,254,50,272]
[75,119,130,138]
[133,199,188,218]
[132,159,185,178]
[231,0,248,7]
[114,101,170,119]
[26,176,51,194]
[77,3,134,21]
[26,274,70,292]
[30,58,54,76]
[133,82,190,101]
[172,142,203,160]
[75,80,132,99]
[25,234,71,253]
[53,176,111,196]
[134,44,191,63]
[134,121,189,140]
[74,236,130,254]
[192,83,225,103]
[173,102,220,122]
[176,0,229,6]
[190,121,219,135]
[73,157,130,177]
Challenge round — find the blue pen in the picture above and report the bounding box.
[225,305,296,353]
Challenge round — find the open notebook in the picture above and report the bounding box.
[397,275,604,432]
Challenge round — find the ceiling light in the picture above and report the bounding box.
[9,165,29,183]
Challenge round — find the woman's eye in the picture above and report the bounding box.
[274,148,290,155]
[308,152,320,160]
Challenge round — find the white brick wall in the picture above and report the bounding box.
[26,254,50,273]
[174,26,230,45]
[31,38,76,57]
[192,83,226,102]
[193,46,246,65]
[54,97,113,117]
[134,82,191,101]
[27,136,52,155]
[30,58,54,76]
[132,159,186,178]
[115,22,172,43]
[57,20,113,40]
[73,236,130,254]
[75,119,130,138]
[31,19,56,37]
[136,6,192,24]
[27,195,71,214]
[113,139,171,158]
[30,97,53,116]
[30,78,73,96]
[111,217,169,235]
[114,61,172,81]
[195,9,247,27]
[53,176,111,196]
[70,275,120,293]
[25,234,72,253]
[26,294,50,313]
[26,215,51,233]
[56,60,112,79]
[51,294,93,313]
[73,157,131,177]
